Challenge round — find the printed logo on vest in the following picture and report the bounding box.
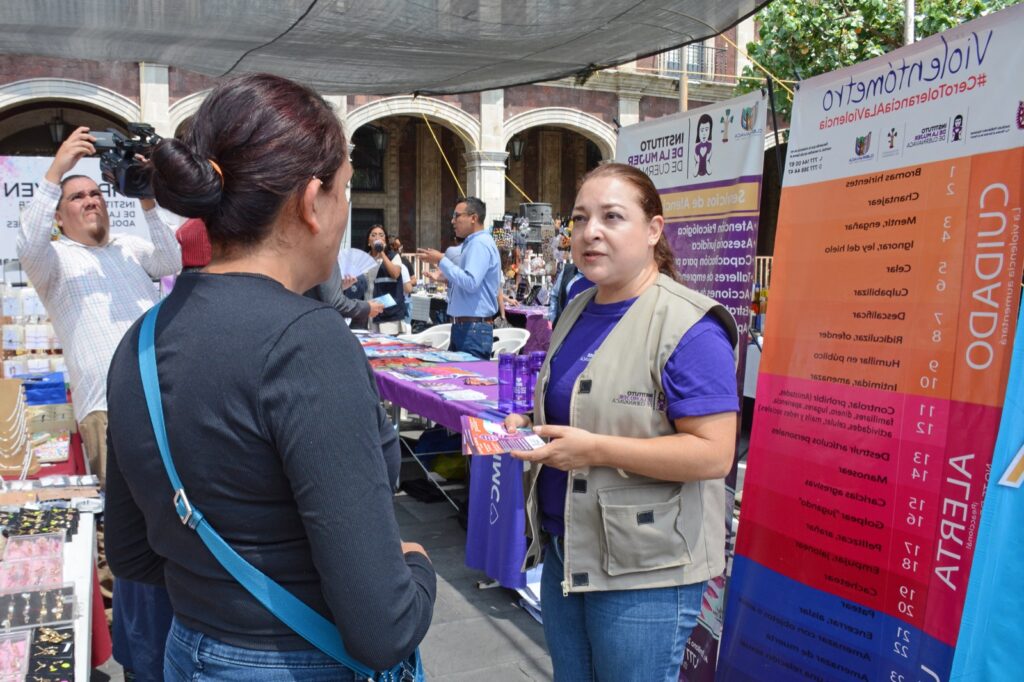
[612,390,667,411]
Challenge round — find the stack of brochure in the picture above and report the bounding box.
[459,416,545,455]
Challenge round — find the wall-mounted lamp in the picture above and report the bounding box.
[47,110,66,147]
[510,136,525,161]
[371,126,389,152]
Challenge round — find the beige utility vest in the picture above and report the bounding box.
[522,274,738,593]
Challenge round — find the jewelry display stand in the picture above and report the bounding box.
[0,379,38,479]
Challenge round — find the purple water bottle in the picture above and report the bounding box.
[513,354,531,413]
[525,351,546,411]
[529,351,546,375]
[498,353,515,413]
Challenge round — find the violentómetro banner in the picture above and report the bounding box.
[720,5,1024,682]
[616,92,767,680]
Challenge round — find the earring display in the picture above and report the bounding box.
[26,625,73,682]
[0,586,74,630]
[0,557,62,592]
[3,533,63,562]
[0,508,80,541]
[0,630,29,681]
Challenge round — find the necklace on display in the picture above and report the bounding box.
[0,380,36,478]
[0,401,27,447]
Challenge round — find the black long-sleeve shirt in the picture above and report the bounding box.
[306,262,371,328]
[105,272,434,670]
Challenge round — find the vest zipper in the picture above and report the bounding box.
[561,373,582,597]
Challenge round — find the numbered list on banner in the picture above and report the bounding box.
[720,7,1024,682]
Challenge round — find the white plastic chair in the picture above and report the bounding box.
[417,330,451,350]
[398,322,452,348]
[491,337,525,359]
[493,327,530,348]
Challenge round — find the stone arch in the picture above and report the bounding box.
[345,96,480,149]
[0,78,139,122]
[168,90,211,134]
[503,108,616,159]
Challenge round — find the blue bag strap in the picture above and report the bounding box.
[138,302,399,680]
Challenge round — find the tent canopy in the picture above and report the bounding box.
[0,1,768,94]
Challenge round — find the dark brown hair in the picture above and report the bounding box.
[365,224,391,253]
[577,163,680,281]
[456,196,486,223]
[149,73,346,251]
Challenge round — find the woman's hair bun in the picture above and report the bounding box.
[150,138,222,219]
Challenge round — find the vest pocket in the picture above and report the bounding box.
[597,483,691,576]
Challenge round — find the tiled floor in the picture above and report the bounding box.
[392,491,553,680]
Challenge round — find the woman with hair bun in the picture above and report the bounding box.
[505,162,739,681]
[104,73,435,680]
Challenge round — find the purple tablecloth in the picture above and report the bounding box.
[504,305,551,354]
[371,360,527,589]
[373,361,499,432]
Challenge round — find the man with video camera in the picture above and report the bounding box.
[17,125,182,488]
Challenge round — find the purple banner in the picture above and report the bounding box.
[465,453,527,589]
[667,213,759,342]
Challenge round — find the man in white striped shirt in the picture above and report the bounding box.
[17,126,181,487]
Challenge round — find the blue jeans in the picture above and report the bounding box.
[164,618,359,681]
[541,536,704,682]
[449,321,493,360]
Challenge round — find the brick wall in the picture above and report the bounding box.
[169,67,216,102]
[0,56,139,100]
[640,95,680,121]
[635,55,657,71]
[717,26,739,86]
[504,84,617,125]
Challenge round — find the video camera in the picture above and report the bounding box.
[93,123,162,199]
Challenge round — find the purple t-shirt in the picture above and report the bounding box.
[537,295,738,536]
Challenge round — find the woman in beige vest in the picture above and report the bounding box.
[505,163,739,681]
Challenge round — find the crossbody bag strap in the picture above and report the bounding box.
[136,302,379,680]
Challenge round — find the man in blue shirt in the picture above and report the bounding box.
[418,197,500,359]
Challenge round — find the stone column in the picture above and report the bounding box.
[322,95,348,129]
[464,150,508,228]
[618,94,641,129]
[736,18,755,81]
[479,89,503,152]
[466,89,506,226]
[322,96,351,249]
[138,63,171,137]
